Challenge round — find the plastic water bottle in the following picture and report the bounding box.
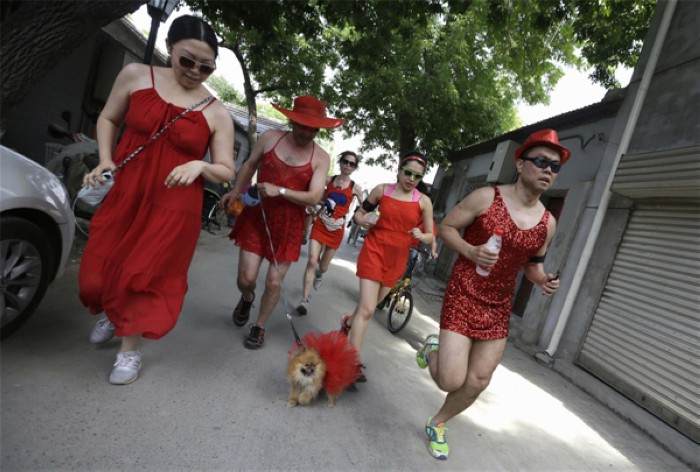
[476,228,504,277]
[365,208,380,224]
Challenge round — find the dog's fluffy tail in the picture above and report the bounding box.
[290,331,360,394]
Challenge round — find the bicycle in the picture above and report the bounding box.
[377,245,433,334]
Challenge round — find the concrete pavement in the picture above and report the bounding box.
[0,228,692,470]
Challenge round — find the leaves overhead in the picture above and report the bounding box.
[185,0,654,168]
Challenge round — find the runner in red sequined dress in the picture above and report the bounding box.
[416,129,569,460]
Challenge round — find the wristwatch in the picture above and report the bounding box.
[279,187,287,196]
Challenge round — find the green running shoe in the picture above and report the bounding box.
[416,334,439,369]
[425,417,449,460]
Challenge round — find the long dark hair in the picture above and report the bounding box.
[167,15,218,58]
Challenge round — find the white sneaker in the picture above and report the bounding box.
[109,351,141,385]
[313,270,323,290]
[89,315,115,344]
[296,298,309,315]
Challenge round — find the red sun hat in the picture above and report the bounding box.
[515,129,571,164]
[272,95,344,129]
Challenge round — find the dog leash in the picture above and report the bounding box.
[258,200,305,350]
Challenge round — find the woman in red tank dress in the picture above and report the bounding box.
[79,16,235,385]
[295,151,364,315]
[415,129,567,460]
[340,152,435,381]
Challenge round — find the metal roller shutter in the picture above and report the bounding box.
[578,201,700,442]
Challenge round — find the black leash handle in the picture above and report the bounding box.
[258,200,304,350]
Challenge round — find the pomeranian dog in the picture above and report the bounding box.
[286,331,361,408]
[287,347,335,407]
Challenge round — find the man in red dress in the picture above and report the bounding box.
[415,129,567,460]
[221,96,343,349]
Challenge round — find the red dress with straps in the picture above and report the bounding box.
[310,176,355,249]
[229,133,314,262]
[79,69,215,340]
[356,184,422,287]
[441,186,550,340]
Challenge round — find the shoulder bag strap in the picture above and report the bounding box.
[115,95,214,172]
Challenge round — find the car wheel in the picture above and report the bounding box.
[1,217,54,338]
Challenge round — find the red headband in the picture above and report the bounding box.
[401,154,427,167]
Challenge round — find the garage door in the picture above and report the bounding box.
[578,200,700,442]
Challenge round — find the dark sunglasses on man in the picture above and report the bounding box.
[340,158,357,168]
[178,55,216,75]
[520,155,562,174]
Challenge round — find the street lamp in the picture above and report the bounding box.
[143,0,180,64]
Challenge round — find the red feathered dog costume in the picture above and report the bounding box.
[289,331,360,395]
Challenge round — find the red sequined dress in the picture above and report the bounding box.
[79,74,215,339]
[310,176,355,249]
[356,184,422,287]
[229,132,314,262]
[441,186,550,340]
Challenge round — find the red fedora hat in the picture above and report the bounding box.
[515,129,571,164]
[272,95,344,129]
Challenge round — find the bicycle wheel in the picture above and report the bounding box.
[387,287,413,334]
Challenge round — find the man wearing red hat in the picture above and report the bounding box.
[221,95,344,349]
[415,129,567,460]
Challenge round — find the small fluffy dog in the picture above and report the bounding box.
[287,347,332,407]
[286,331,360,408]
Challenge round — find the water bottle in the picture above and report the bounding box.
[476,228,504,277]
[365,208,380,224]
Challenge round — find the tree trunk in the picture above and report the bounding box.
[0,0,145,132]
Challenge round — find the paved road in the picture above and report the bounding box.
[1,228,691,470]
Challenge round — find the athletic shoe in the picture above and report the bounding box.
[89,314,115,344]
[296,298,309,315]
[232,293,255,327]
[355,363,367,383]
[313,270,323,290]
[244,324,265,350]
[416,334,439,369]
[109,351,141,385]
[425,417,449,460]
[339,313,352,336]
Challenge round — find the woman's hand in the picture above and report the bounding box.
[83,161,116,189]
[409,227,423,240]
[165,161,205,188]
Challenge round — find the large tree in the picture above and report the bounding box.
[188,0,335,148]
[0,0,146,132]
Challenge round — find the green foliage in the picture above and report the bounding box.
[184,0,654,168]
[206,75,245,106]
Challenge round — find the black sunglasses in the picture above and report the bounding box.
[178,55,216,75]
[521,155,562,174]
[340,158,357,168]
[401,167,424,180]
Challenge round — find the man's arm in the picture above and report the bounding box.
[220,130,272,208]
[439,186,496,267]
[524,216,560,296]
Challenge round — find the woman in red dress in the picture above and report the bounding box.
[79,15,235,385]
[296,151,364,315]
[340,152,435,381]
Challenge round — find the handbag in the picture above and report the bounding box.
[74,95,214,213]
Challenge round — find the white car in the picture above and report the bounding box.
[1,145,75,338]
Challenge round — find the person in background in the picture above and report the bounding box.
[340,151,434,381]
[80,15,235,384]
[221,95,343,349]
[415,129,566,460]
[296,151,364,315]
